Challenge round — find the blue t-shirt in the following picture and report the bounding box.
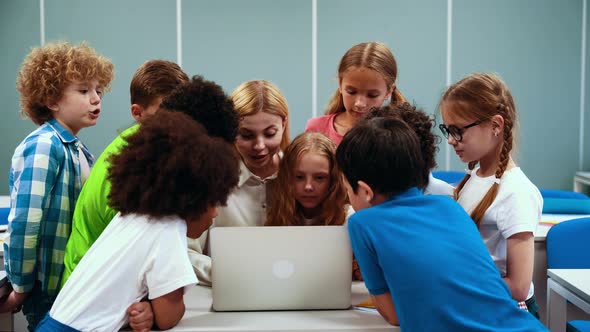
[348,187,547,331]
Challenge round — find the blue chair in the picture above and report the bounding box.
[0,207,8,228]
[432,171,466,186]
[546,217,590,332]
[541,189,589,200]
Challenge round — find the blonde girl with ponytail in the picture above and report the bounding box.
[439,73,542,318]
[305,42,405,145]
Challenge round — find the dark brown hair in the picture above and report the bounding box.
[161,75,239,144]
[365,103,438,186]
[107,111,240,221]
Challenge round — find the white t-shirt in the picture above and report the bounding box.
[457,167,542,299]
[213,161,276,227]
[50,213,198,331]
[424,172,455,197]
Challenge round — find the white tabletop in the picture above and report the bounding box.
[547,269,590,304]
[161,282,396,331]
[535,214,590,241]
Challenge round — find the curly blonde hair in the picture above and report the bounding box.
[16,41,114,125]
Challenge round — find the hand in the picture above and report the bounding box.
[127,300,154,332]
[352,259,363,281]
[0,290,27,313]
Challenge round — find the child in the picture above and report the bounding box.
[36,111,240,331]
[0,41,114,330]
[266,132,349,226]
[213,80,290,227]
[335,117,547,331]
[62,59,189,286]
[305,41,406,144]
[365,103,454,197]
[439,72,542,317]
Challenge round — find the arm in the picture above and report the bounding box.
[372,293,399,326]
[6,138,59,296]
[187,235,212,286]
[502,231,534,301]
[150,288,185,330]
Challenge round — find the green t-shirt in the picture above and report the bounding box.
[61,124,139,287]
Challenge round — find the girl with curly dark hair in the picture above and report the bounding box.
[37,111,239,332]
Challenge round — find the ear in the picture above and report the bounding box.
[388,83,396,96]
[356,180,374,205]
[282,116,288,131]
[131,104,144,122]
[491,114,505,135]
[47,102,59,112]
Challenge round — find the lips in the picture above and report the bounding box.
[89,109,100,119]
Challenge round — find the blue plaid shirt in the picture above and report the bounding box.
[4,119,94,296]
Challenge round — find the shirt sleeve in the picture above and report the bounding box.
[146,223,198,300]
[347,215,389,295]
[496,187,542,239]
[6,137,61,292]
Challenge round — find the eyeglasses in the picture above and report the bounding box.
[438,119,487,142]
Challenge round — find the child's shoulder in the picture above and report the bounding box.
[499,167,541,199]
[14,122,68,158]
[305,114,336,131]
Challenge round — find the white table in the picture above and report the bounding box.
[163,282,396,331]
[547,269,590,332]
[574,172,590,193]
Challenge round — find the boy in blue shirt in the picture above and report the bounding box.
[336,117,547,331]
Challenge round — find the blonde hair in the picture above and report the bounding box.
[266,132,348,226]
[440,72,518,226]
[231,80,290,151]
[326,42,406,115]
[17,41,114,125]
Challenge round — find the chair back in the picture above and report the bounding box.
[546,217,590,269]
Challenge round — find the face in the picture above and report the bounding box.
[440,103,499,164]
[186,205,218,239]
[292,151,331,215]
[236,112,285,177]
[339,68,392,119]
[49,80,103,135]
[343,178,371,212]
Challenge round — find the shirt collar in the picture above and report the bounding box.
[386,187,423,202]
[46,118,78,144]
[238,160,278,187]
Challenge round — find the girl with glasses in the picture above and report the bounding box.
[439,72,542,319]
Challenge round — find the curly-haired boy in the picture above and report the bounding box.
[0,41,114,330]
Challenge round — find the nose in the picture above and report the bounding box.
[210,206,218,219]
[90,90,101,105]
[447,135,458,145]
[253,137,265,151]
[354,96,366,108]
[304,179,313,192]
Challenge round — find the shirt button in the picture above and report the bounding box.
[262,204,266,209]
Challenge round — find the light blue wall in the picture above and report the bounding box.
[0,0,588,194]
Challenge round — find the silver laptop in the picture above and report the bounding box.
[210,226,352,311]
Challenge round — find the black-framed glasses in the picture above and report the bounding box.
[438,119,487,142]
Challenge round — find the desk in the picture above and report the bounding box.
[533,214,590,326]
[164,282,395,331]
[574,172,590,193]
[547,269,590,332]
